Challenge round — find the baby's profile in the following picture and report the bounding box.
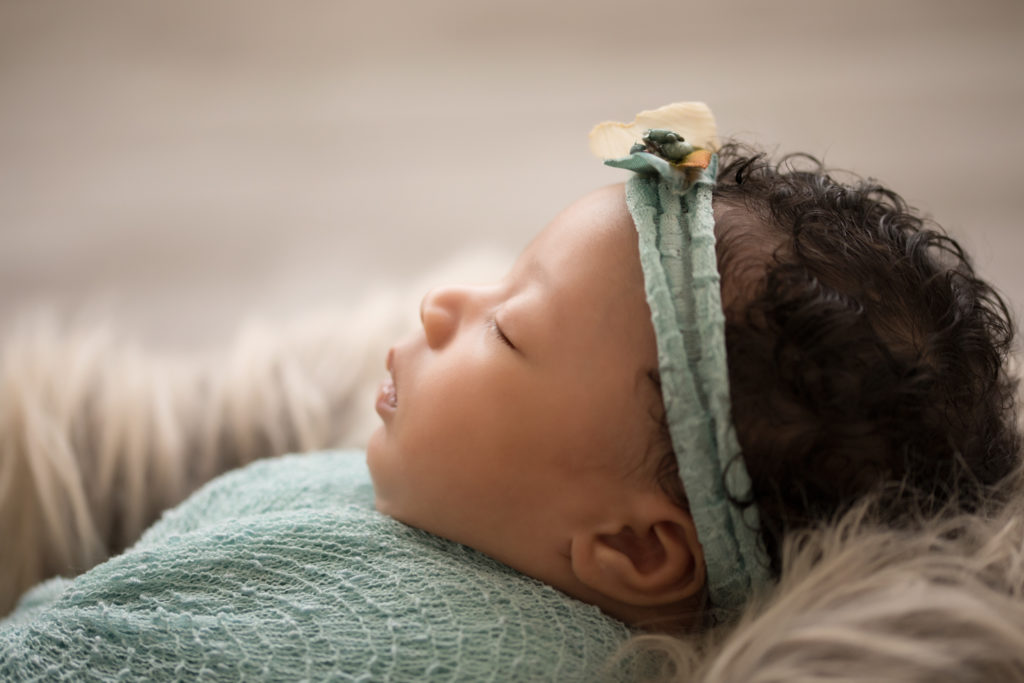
[1,102,1020,679]
[368,102,1020,627]
[368,181,699,626]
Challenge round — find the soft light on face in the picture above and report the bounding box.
[366,183,667,584]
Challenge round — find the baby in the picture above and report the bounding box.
[2,102,1020,680]
[367,102,1021,627]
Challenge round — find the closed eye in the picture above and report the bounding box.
[488,316,517,350]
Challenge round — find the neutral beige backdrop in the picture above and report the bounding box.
[2,0,1022,351]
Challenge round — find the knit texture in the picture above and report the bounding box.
[609,151,770,614]
[0,451,636,681]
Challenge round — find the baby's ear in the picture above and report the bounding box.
[570,496,705,608]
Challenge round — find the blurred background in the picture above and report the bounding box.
[2,0,1022,351]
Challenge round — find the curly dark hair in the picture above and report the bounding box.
[687,143,1022,573]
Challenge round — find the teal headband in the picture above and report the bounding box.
[592,107,771,612]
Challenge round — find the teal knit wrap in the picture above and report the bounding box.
[1,452,641,681]
[606,149,771,612]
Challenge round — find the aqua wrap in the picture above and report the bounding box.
[0,452,640,681]
[606,145,771,612]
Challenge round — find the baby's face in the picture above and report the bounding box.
[367,184,666,584]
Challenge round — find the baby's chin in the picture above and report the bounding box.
[364,431,410,520]
[364,428,387,497]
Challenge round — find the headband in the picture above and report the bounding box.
[590,103,771,612]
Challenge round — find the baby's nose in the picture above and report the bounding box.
[419,286,463,349]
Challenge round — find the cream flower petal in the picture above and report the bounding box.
[588,102,718,160]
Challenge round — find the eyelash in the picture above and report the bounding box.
[488,317,516,350]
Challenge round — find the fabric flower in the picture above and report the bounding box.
[588,101,718,161]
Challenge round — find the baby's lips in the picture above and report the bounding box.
[374,347,399,417]
[375,378,397,417]
[386,346,399,399]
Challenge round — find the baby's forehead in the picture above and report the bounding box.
[513,185,662,375]
[525,184,634,259]
[516,185,643,305]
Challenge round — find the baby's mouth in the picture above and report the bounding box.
[375,348,399,415]
[384,373,398,407]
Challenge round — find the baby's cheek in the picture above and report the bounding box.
[591,384,665,472]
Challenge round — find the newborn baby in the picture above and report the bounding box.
[370,101,1020,627]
